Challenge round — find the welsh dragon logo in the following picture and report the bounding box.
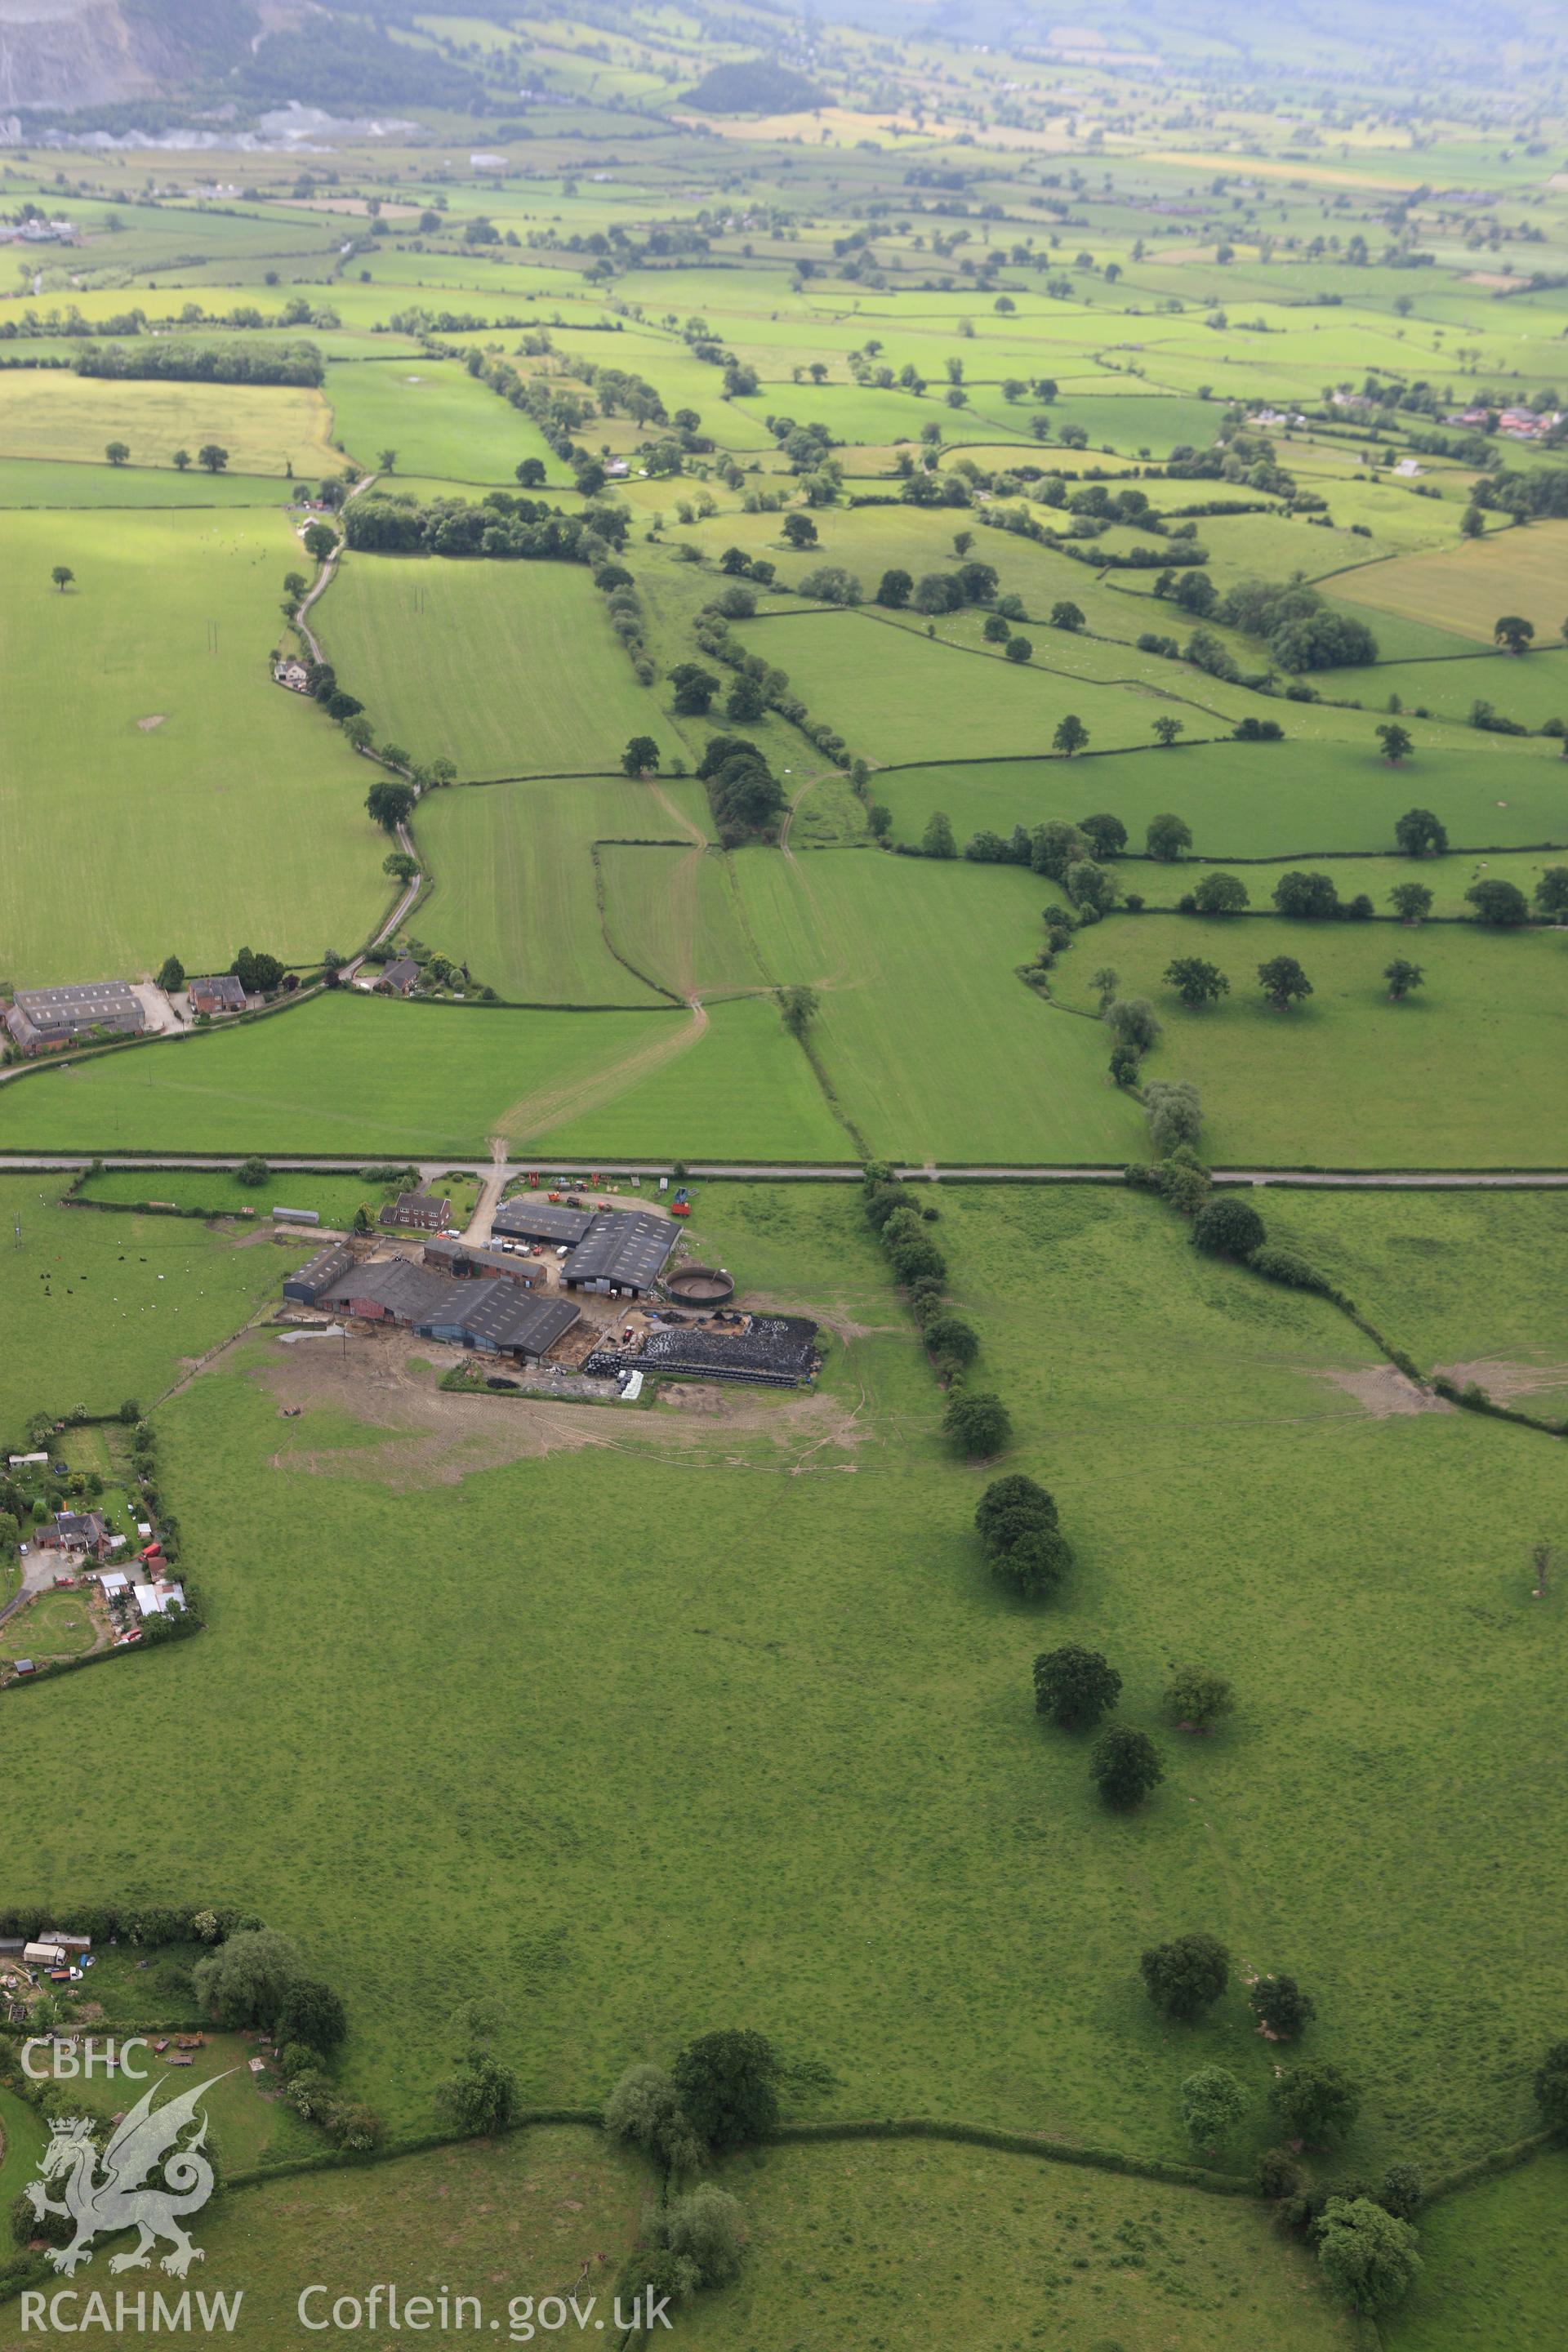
[24,2071,230,2278]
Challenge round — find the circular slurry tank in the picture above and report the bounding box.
[664,1263,736,1306]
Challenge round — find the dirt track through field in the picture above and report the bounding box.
[492,1000,710,1147]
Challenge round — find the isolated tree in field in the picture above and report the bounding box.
[621,736,661,777]
[1192,871,1248,915]
[1105,996,1160,1055]
[1389,881,1433,924]
[1005,636,1033,664]
[1494,613,1535,655]
[1090,1726,1163,1811]
[377,448,397,474]
[383,851,417,884]
[1164,957,1228,1009]
[1146,811,1192,861]
[1192,1195,1266,1258]
[975,1476,1065,1596]
[1140,1932,1228,2020]
[669,663,719,715]
[283,570,308,599]
[1270,2060,1361,2144]
[198,443,229,474]
[982,612,1010,643]
[1145,1080,1203,1153]
[945,1388,1013,1460]
[1153,715,1184,747]
[1049,599,1085,632]
[672,2029,779,2149]
[777,984,818,1039]
[366,778,416,834]
[172,448,191,470]
[781,511,817,548]
[1090,965,1120,1012]
[1383,959,1425,1001]
[1394,807,1447,857]
[922,808,956,859]
[1533,2041,1568,2133]
[1317,2198,1422,2317]
[875,567,912,608]
[51,566,74,592]
[1466,877,1530,925]
[1535,866,1568,919]
[1034,1644,1120,1730]
[1080,812,1127,859]
[1182,2066,1247,2153]
[1375,721,1413,764]
[1258,954,1312,1010]
[105,441,129,467]
[1165,1665,1234,1730]
[436,2052,518,2136]
[514,457,546,488]
[156,955,185,994]
[1250,1974,1316,2041]
[1052,711,1088,753]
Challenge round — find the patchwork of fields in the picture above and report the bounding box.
[5,34,1568,2349]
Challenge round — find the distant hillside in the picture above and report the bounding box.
[683,57,828,114]
[0,0,253,109]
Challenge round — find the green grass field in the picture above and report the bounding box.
[1334,522,1568,644]
[0,1588,99,1660]
[74,1166,403,1227]
[323,359,562,483]
[318,552,660,777]
[0,1181,1561,2190]
[0,508,389,985]
[414,780,694,1004]
[6,86,1568,2344]
[1053,911,1568,1165]
[749,610,1207,766]
[0,455,294,508]
[0,373,336,479]
[684,2139,1356,2352]
[1384,2150,1568,2352]
[0,1176,312,1434]
[875,737,1568,859]
[0,990,852,1163]
[152,2127,648,2347]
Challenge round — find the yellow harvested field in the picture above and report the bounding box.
[1334,519,1568,643]
[0,371,336,479]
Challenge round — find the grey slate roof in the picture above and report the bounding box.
[563,1209,678,1291]
[315,1259,579,1356]
[283,1241,359,1301]
[491,1199,597,1247]
[460,1285,581,1356]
